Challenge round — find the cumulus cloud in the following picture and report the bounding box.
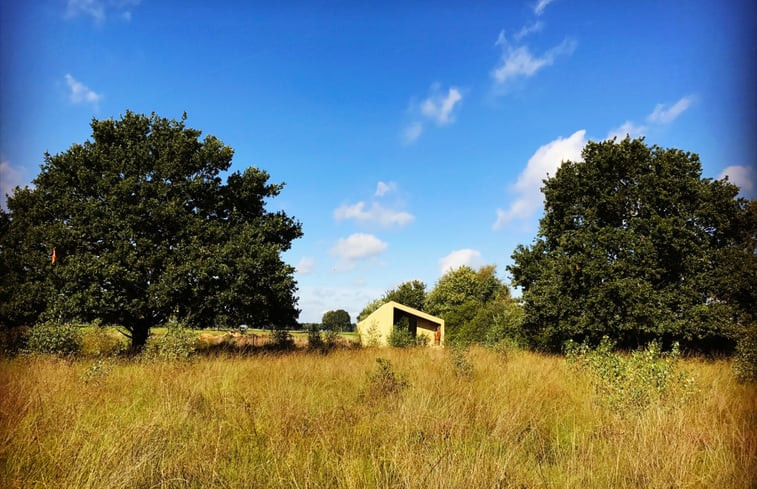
[402,122,423,144]
[295,257,316,274]
[0,160,25,208]
[65,74,102,106]
[646,96,695,125]
[492,36,576,85]
[331,233,388,262]
[420,86,463,126]
[65,0,141,23]
[375,181,397,197]
[439,249,484,275]
[719,165,755,197]
[334,202,414,228]
[494,129,587,229]
[533,0,556,16]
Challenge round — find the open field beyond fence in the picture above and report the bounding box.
[1,346,755,488]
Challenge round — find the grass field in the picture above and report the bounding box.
[1,346,755,488]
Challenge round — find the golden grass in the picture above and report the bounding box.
[1,347,754,488]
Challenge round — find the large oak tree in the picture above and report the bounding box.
[0,112,302,349]
[508,137,755,352]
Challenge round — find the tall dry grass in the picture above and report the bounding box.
[1,347,754,488]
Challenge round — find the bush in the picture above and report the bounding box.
[362,357,409,401]
[306,324,324,350]
[565,336,696,412]
[269,328,295,350]
[143,323,197,361]
[0,326,30,356]
[27,321,83,355]
[448,345,474,380]
[734,325,757,383]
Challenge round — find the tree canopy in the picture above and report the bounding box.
[425,265,514,344]
[508,137,755,352]
[357,279,426,321]
[321,309,351,332]
[0,111,302,349]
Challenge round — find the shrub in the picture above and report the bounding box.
[734,325,757,383]
[143,322,197,361]
[448,345,474,380]
[565,336,696,412]
[306,324,324,350]
[27,321,83,355]
[269,328,295,350]
[362,357,409,401]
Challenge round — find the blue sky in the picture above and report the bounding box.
[1,1,755,323]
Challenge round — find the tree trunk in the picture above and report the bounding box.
[130,324,150,352]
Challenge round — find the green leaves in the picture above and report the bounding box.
[509,137,753,351]
[1,112,302,349]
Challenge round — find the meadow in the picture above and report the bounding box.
[1,338,755,488]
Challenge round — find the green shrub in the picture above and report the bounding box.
[734,325,757,383]
[565,336,696,412]
[306,324,324,350]
[362,357,409,401]
[269,328,295,350]
[143,323,197,361]
[449,345,474,380]
[27,321,83,356]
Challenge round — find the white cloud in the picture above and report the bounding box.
[65,74,102,106]
[534,0,556,16]
[514,21,544,41]
[65,0,141,23]
[606,121,647,141]
[295,257,316,275]
[494,129,587,229]
[439,249,484,275]
[334,201,414,228]
[402,122,423,144]
[719,165,755,197]
[331,233,388,262]
[375,181,397,197]
[0,160,25,208]
[492,37,576,85]
[420,87,463,126]
[646,96,695,125]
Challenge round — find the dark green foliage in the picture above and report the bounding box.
[358,280,426,321]
[269,328,295,350]
[0,112,302,350]
[509,137,754,351]
[306,323,325,350]
[27,321,83,355]
[321,309,351,333]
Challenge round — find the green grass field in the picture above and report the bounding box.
[1,344,755,488]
